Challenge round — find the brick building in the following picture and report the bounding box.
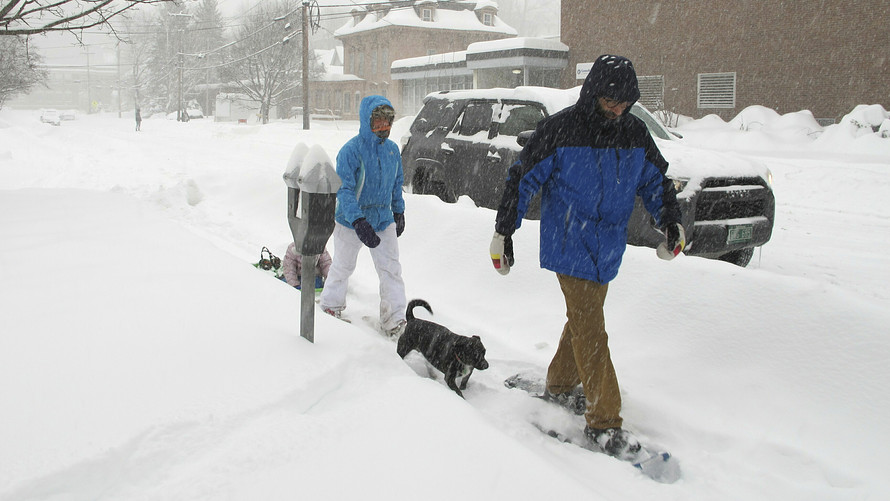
[319,0,516,119]
[561,1,889,123]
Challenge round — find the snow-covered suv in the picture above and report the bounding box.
[400,87,775,267]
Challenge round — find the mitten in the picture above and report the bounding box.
[490,232,514,275]
[353,218,381,248]
[393,212,405,237]
[656,223,686,260]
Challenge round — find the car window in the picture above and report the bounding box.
[454,101,495,137]
[497,104,546,137]
[411,99,449,134]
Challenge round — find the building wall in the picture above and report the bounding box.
[561,1,889,122]
[330,26,511,118]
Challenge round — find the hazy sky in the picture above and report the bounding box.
[29,0,559,67]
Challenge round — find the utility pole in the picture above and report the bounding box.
[85,48,92,113]
[169,11,193,122]
[178,43,183,121]
[302,1,310,130]
[117,42,122,118]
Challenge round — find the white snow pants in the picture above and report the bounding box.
[319,222,407,331]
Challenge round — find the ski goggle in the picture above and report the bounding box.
[371,106,395,133]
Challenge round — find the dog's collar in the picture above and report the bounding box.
[455,352,467,366]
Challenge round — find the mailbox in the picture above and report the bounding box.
[283,143,340,343]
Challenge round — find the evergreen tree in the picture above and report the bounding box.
[192,0,228,115]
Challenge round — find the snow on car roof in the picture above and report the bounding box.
[425,86,581,116]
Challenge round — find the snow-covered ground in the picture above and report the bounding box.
[1,105,889,500]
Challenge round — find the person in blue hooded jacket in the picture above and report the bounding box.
[320,95,407,337]
[490,55,685,459]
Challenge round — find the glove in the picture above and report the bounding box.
[490,232,514,275]
[656,223,686,260]
[393,212,405,237]
[353,218,381,248]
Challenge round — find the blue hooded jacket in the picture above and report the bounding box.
[334,95,405,231]
[495,55,681,284]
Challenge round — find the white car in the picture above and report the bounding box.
[40,109,61,126]
[59,109,77,121]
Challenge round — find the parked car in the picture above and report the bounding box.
[59,109,77,121]
[39,109,61,126]
[400,87,775,267]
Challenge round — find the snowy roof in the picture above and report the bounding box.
[313,48,342,68]
[466,37,568,55]
[311,65,363,82]
[474,0,499,11]
[392,50,467,70]
[334,3,517,37]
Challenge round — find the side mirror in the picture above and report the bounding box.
[517,130,534,147]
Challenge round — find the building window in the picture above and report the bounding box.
[355,92,361,114]
[382,48,389,71]
[349,47,356,74]
[343,92,351,114]
[371,47,378,75]
[482,12,493,26]
[422,8,433,22]
[637,75,665,110]
[697,72,736,109]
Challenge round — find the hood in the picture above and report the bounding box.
[358,94,394,143]
[577,55,641,113]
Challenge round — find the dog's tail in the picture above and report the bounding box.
[406,299,432,320]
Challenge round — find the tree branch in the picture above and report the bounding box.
[1,0,176,36]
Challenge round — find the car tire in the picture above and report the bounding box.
[718,247,754,267]
[414,171,456,203]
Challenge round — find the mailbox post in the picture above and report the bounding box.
[283,143,340,342]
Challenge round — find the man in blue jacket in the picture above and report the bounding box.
[320,95,407,337]
[490,55,685,459]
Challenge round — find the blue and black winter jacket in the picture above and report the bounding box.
[495,55,681,284]
[335,95,405,231]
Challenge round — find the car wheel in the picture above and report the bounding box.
[414,171,456,203]
[718,247,754,267]
[427,180,456,203]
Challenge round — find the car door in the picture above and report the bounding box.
[440,100,499,207]
[486,101,548,214]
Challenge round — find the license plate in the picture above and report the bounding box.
[727,224,753,244]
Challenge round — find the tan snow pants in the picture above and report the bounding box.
[546,274,623,430]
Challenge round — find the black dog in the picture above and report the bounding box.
[396,299,489,398]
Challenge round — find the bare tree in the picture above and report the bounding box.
[1,0,178,37]
[0,35,46,109]
[220,0,305,124]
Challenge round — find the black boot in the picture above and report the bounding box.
[542,386,587,415]
[584,427,642,460]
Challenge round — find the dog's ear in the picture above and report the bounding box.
[472,335,480,340]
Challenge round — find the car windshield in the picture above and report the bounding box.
[629,105,673,140]
[411,99,450,134]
